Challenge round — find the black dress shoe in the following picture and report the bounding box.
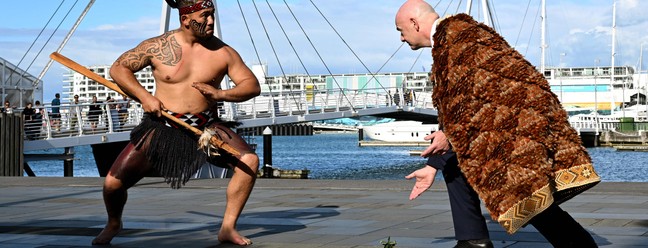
[454,239,494,248]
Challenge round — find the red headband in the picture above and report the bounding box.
[179,0,214,15]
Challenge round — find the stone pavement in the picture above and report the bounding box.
[0,177,647,247]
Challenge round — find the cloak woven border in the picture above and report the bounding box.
[431,13,601,234]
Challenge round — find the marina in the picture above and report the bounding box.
[20,133,648,182]
[2,1,648,246]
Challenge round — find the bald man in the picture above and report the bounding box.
[396,1,598,248]
[397,3,492,248]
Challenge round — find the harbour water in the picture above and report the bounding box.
[25,133,648,182]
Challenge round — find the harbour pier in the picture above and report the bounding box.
[0,178,646,247]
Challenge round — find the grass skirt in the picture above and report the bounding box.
[130,116,207,189]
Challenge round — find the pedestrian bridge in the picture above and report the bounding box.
[18,87,647,152]
[21,87,436,152]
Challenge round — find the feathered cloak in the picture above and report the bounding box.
[431,14,600,234]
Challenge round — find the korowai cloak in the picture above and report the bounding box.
[431,13,601,234]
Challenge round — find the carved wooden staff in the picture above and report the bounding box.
[50,52,240,157]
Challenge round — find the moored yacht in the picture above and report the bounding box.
[363,121,439,142]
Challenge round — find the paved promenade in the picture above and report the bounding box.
[0,177,647,247]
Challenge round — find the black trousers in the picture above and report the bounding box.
[428,150,598,246]
[530,203,598,247]
[427,149,489,240]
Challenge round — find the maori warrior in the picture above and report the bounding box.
[431,14,601,234]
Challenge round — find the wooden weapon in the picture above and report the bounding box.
[49,52,240,157]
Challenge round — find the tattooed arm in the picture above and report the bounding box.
[109,31,180,117]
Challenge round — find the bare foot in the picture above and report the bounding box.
[218,228,252,246]
[92,222,122,245]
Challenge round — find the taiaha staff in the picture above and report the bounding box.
[49,52,240,157]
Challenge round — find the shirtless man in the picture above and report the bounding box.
[92,0,260,246]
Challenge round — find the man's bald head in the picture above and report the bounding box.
[396,0,437,22]
[395,0,439,50]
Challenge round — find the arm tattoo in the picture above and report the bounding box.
[117,30,182,70]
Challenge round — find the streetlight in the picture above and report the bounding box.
[595,59,600,134]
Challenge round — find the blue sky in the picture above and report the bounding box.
[1,0,647,102]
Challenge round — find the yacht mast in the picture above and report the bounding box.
[465,0,494,28]
[540,0,547,74]
[641,43,645,109]
[610,0,617,115]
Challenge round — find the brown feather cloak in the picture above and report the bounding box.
[431,14,600,234]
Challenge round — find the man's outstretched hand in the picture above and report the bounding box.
[405,165,438,200]
[420,131,450,157]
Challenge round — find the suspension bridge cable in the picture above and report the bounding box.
[454,0,463,15]
[283,0,355,111]
[376,43,406,75]
[308,0,391,95]
[264,0,318,110]
[236,0,275,98]
[251,0,302,111]
[16,0,80,86]
[408,49,426,73]
[513,0,533,47]
[265,0,312,78]
[3,0,67,86]
[490,0,502,33]
[524,1,541,56]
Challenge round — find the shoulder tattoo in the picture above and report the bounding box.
[117,30,182,70]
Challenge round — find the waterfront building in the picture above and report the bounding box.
[63,63,432,102]
[63,65,154,103]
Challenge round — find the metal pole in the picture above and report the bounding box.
[610,0,617,115]
[262,127,273,178]
[540,0,547,73]
[160,0,171,34]
[63,147,74,177]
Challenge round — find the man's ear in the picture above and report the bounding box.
[410,18,420,32]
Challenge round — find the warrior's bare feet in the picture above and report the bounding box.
[218,228,252,246]
[92,221,122,245]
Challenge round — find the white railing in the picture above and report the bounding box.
[228,87,434,121]
[20,100,139,141]
[569,114,648,133]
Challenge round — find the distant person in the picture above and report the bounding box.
[88,96,102,131]
[33,100,44,138]
[22,102,37,139]
[1,100,12,114]
[393,89,400,106]
[91,0,261,246]
[51,93,61,131]
[386,90,392,106]
[69,94,80,130]
[106,96,120,129]
[396,1,599,247]
[117,95,130,127]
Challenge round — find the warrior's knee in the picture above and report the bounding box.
[240,153,259,172]
[103,175,126,194]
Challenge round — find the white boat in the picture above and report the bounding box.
[363,121,439,142]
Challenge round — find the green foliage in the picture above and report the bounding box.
[380,236,397,248]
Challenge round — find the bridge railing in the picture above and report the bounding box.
[228,87,436,120]
[22,87,437,142]
[569,115,648,133]
[19,100,139,141]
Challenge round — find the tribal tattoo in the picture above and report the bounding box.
[189,19,209,37]
[117,30,182,70]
